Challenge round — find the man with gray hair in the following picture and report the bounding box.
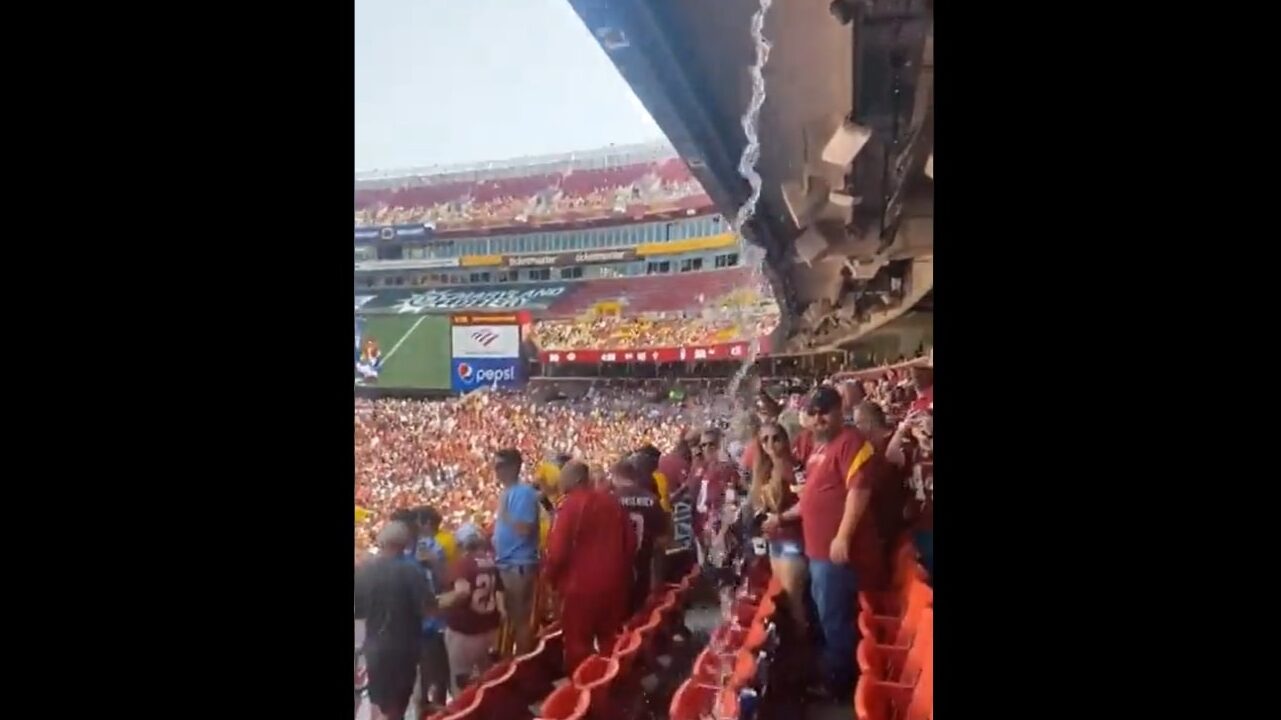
[355,521,435,720]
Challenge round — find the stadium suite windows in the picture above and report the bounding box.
[361,214,725,260]
[355,251,742,289]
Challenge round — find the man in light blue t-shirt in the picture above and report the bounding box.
[491,447,540,655]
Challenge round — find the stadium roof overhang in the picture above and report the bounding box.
[568,0,933,343]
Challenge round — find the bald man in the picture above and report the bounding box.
[545,461,636,671]
[839,380,866,422]
[355,522,435,720]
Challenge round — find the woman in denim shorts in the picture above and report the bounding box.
[750,422,808,636]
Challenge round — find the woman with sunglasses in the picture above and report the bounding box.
[751,422,808,636]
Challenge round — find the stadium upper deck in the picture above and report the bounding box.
[354,141,712,233]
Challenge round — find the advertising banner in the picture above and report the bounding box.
[451,324,521,358]
[538,338,771,365]
[502,249,637,268]
[450,357,524,393]
[354,258,459,271]
[353,223,436,243]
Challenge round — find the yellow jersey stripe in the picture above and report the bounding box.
[844,441,875,487]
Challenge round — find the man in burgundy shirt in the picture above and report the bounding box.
[692,428,733,561]
[909,366,934,413]
[438,524,503,694]
[770,386,883,698]
[545,461,636,672]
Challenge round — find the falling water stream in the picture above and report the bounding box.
[724,0,775,404]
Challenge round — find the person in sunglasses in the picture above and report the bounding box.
[692,428,732,563]
[751,422,808,638]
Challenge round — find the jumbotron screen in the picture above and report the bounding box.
[355,314,452,390]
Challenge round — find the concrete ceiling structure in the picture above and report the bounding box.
[567,0,933,350]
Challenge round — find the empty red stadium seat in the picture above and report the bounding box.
[710,624,747,654]
[858,581,932,647]
[858,609,933,684]
[512,638,559,705]
[668,679,719,720]
[477,660,530,720]
[426,683,485,720]
[742,620,769,655]
[732,598,759,627]
[855,659,932,720]
[538,685,591,720]
[729,649,758,690]
[716,686,741,719]
[860,542,928,616]
[690,647,729,685]
[570,654,619,720]
[611,630,643,679]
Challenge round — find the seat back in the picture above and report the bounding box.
[857,609,932,683]
[900,609,933,686]
[691,647,727,685]
[512,638,557,704]
[428,683,485,720]
[478,660,529,720]
[634,608,665,666]
[709,623,747,653]
[537,684,590,720]
[905,653,933,720]
[611,630,643,680]
[743,620,769,655]
[892,582,933,645]
[570,654,620,720]
[717,686,741,719]
[854,660,932,720]
[729,649,758,690]
[668,678,718,720]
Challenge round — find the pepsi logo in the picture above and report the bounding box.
[471,330,499,347]
[457,362,473,380]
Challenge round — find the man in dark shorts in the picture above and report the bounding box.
[612,459,670,613]
[354,521,433,720]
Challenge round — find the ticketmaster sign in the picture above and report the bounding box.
[503,249,636,268]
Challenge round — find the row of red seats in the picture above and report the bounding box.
[428,565,700,720]
[855,542,933,720]
[667,565,781,720]
[539,570,693,720]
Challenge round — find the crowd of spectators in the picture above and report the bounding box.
[532,298,779,351]
[354,173,705,230]
[353,359,932,560]
[354,389,719,557]
[353,359,934,717]
[532,309,777,350]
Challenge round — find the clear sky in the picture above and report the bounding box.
[355,0,667,173]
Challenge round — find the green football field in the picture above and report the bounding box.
[358,314,452,389]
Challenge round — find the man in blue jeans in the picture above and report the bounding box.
[492,447,541,655]
[771,386,882,700]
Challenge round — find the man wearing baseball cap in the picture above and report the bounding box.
[766,385,884,699]
[438,523,503,693]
